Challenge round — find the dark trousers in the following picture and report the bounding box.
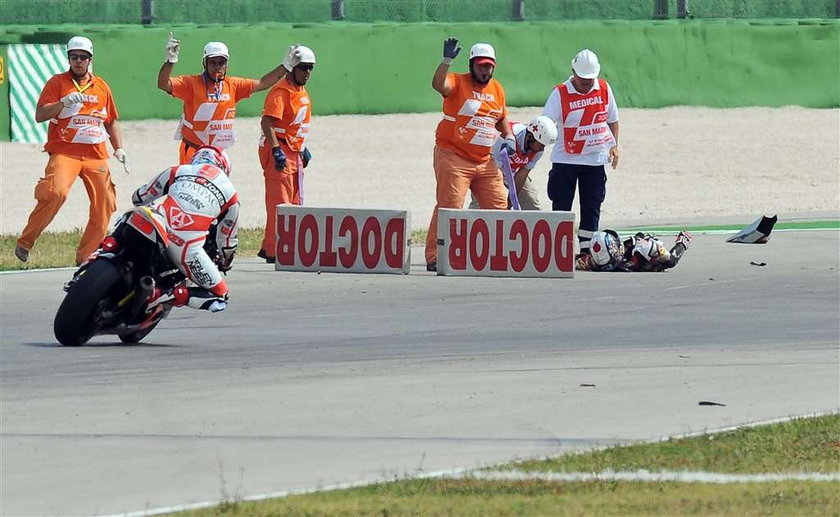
[547,162,607,251]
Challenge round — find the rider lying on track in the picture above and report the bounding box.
[576,229,692,272]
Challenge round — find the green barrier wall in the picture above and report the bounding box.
[0,45,8,140]
[2,0,836,24]
[0,20,837,124]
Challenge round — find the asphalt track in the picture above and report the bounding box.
[1,230,838,516]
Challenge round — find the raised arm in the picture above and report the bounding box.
[157,63,175,94]
[157,32,180,94]
[253,64,287,93]
[254,44,302,93]
[432,37,461,96]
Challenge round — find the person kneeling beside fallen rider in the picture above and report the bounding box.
[131,146,240,312]
[577,230,692,272]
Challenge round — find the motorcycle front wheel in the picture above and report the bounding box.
[53,260,122,346]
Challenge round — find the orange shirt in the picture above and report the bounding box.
[435,73,508,163]
[170,74,257,148]
[38,72,118,159]
[261,76,311,152]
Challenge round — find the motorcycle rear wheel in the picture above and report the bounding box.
[53,260,122,346]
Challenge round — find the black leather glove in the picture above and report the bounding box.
[272,146,287,171]
[218,246,236,273]
[302,147,312,168]
[443,37,461,60]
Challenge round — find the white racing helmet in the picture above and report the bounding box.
[67,36,94,57]
[203,41,230,62]
[469,43,496,64]
[526,116,558,146]
[191,146,232,176]
[571,48,600,79]
[590,229,624,270]
[295,45,316,65]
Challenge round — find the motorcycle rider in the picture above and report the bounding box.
[577,229,692,272]
[130,146,239,312]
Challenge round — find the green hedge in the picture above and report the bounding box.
[0,20,837,123]
[1,0,836,24]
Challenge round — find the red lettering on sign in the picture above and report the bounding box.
[319,215,338,267]
[384,218,404,268]
[554,221,574,270]
[338,215,358,268]
[274,211,408,271]
[490,219,508,271]
[532,220,551,272]
[509,219,529,272]
[448,218,468,270]
[298,214,318,267]
[469,218,490,271]
[445,215,574,274]
[361,217,382,269]
[276,214,296,265]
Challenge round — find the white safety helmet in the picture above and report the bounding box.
[191,146,232,176]
[203,41,230,62]
[571,48,600,79]
[469,43,496,64]
[590,229,624,270]
[295,45,316,65]
[526,116,558,146]
[67,36,93,57]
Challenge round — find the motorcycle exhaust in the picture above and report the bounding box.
[126,276,155,324]
[138,276,155,291]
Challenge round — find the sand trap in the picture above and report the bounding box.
[1,107,837,237]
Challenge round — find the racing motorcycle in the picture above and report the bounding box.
[53,206,216,346]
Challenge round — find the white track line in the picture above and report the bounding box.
[96,411,839,517]
[450,470,840,483]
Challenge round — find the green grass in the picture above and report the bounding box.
[170,415,840,517]
[174,481,839,517]
[0,229,266,271]
[0,228,430,271]
[512,413,840,474]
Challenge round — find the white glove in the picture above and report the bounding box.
[282,44,300,72]
[113,148,130,174]
[165,32,180,63]
[60,92,85,108]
